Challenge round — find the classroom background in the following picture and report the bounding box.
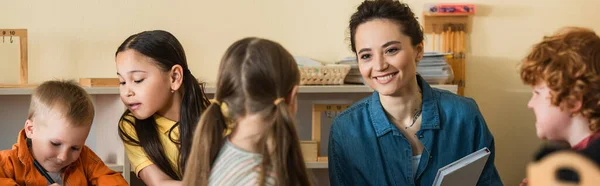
[2,0,600,185]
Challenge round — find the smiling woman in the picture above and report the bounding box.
[327,0,503,186]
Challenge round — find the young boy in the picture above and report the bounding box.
[519,27,600,185]
[0,80,128,185]
[520,26,600,149]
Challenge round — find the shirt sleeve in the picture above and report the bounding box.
[0,156,19,186]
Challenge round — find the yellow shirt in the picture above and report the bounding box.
[120,114,180,178]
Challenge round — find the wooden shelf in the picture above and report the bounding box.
[106,163,124,172]
[306,161,328,169]
[2,82,462,183]
[0,84,458,95]
[0,87,122,95]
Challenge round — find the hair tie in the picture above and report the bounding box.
[273,98,285,105]
[210,99,221,105]
[211,99,231,121]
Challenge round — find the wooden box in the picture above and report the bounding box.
[309,104,351,163]
[0,29,29,88]
[79,78,120,87]
[300,140,318,162]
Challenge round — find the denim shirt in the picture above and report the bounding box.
[328,76,503,186]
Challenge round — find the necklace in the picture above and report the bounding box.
[405,108,422,129]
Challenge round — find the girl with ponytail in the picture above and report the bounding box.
[115,30,210,186]
[183,37,312,186]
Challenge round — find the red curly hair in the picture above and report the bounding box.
[520,27,600,132]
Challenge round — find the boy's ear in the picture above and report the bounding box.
[565,93,584,115]
[568,98,583,116]
[24,119,34,138]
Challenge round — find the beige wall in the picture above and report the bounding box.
[0,0,362,84]
[2,0,599,185]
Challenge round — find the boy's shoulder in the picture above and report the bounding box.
[77,145,103,165]
[0,147,17,159]
[0,142,21,161]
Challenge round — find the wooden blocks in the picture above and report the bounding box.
[300,141,330,162]
[79,78,120,87]
[446,58,465,95]
[1,29,29,87]
[300,141,318,162]
[423,15,469,35]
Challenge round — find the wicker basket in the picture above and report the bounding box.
[299,65,351,85]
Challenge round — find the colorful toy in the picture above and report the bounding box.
[426,4,475,15]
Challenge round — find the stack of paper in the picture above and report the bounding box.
[417,52,454,84]
[337,57,363,84]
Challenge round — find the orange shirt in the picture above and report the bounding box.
[0,129,128,186]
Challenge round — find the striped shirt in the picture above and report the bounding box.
[209,140,276,186]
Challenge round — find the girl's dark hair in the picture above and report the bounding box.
[182,37,311,186]
[349,0,424,52]
[116,30,210,179]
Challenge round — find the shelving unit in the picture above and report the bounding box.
[423,11,473,96]
[0,84,458,96]
[0,84,457,184]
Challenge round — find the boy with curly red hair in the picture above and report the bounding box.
[520,26,600,150]
[519,26,600,186]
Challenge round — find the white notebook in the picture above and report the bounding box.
[432,147,491,186]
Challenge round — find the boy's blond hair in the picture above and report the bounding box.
[520,26,600,132]
[28,80,95,126]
